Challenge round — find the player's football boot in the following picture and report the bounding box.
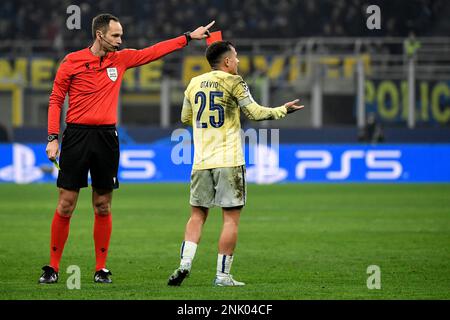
[167,268,190,286]
[94,268,112,283]
[213,274,245,286]
[38,265,59,284]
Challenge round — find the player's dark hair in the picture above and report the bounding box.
[205,41,235,68]
[92,13,120,39]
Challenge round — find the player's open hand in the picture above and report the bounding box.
[46,140,59,161]
[190,21,215,40]
[284,99,305,114]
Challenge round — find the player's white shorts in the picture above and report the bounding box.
[190,165,247,208]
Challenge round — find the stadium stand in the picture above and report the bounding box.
[1,0,450,143]
[1,0,449,43]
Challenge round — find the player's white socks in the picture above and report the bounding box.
[216,254,234,276]
[180,240,197,270]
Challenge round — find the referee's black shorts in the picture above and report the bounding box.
[57,123,120,190]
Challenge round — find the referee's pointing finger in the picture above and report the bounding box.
[205,21,215,30]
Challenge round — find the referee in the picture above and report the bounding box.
[39,13,215,284]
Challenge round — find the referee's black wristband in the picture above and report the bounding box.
[47,134,58,142]
[183,31,192,43]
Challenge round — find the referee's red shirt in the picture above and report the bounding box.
[48,36,187,135]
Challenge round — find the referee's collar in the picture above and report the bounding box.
[87,46,115,59]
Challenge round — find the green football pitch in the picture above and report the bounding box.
[0,184,449,300]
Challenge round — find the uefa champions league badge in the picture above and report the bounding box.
[107,67,118,81]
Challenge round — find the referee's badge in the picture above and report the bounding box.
[107,67,118,82]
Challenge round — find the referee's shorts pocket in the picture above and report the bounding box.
[89,129,120,190]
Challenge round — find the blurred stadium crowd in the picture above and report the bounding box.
[1,0,449,45]
[0,0,449,141]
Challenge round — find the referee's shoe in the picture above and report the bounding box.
[94,268,112,283]
[38,265,59,284]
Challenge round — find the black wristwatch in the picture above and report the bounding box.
[47,134,58,142]
[183,31,192,43]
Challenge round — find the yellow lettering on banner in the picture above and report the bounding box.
[139,61,162,89]
[182,55,375,84]
[253,56,284,79]
[343,57,356,78]
[183,56,210,85]
[420,82,429,121]
[0,82,23,126]
[362,55,372,76]
[365,80,375,104]
[0,58,28,84]
[253,55,268,72]
[237,56,250,77]
[431,83,450,123]
[377,81,399,120]
[319,57,340,78]
[343,55,371,78]
[267,57,284,79]
[183,56,252,85]
[31,59,54,89]
[122,68,135,90]
[304,57,312,78]
[289,56,300,82]
[400,81,408,120]
[366,80,449,124]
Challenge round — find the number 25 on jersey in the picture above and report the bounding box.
[195,91,224,128]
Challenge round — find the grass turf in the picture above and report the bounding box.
[0,184,449,300]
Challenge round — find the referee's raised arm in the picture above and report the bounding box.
[119,21,216,69]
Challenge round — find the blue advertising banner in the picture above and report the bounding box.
[0,143,449,184]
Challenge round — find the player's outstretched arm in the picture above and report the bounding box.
[235,77,304,121]
[241,101,286,121]
[241,99,304,121]
[241,99,303,121]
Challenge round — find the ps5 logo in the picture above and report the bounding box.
[0,144,44,183]
[295,150,402,180]
[119,150,156,180]
[246,144,288,184]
